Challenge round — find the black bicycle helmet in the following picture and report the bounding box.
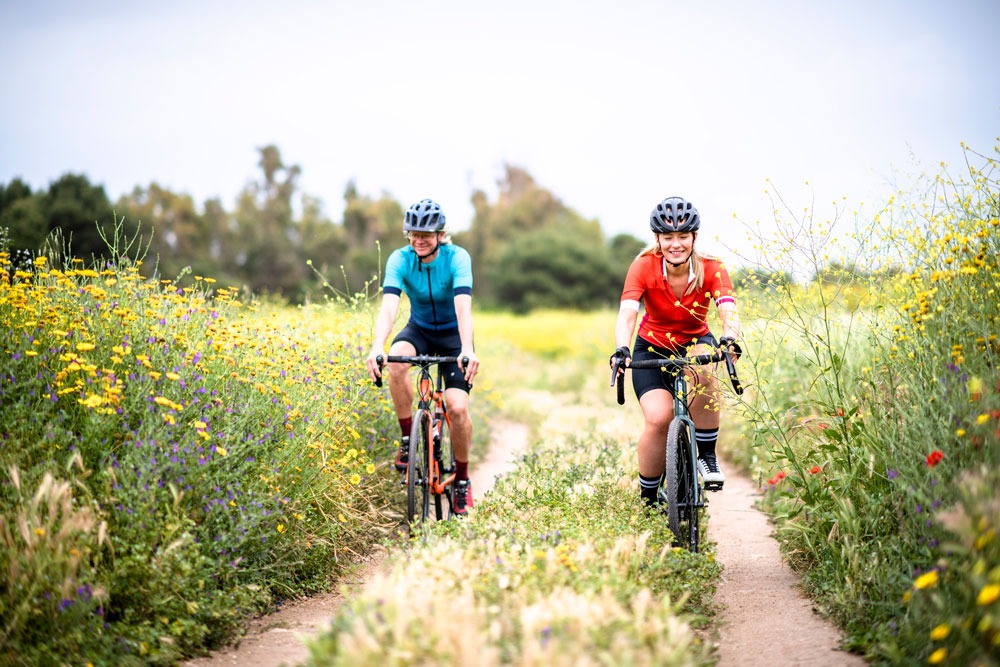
[650,196,700,234]
[403,199,446,232]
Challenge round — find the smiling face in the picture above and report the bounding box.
[656,231,695,265]
[407,231,441,260]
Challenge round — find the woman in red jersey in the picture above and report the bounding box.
[611,196,742,505]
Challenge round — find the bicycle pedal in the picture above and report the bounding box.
[703,482,724,492]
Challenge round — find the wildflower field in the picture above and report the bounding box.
[2,146,998,666]
[0,230,403,665]
[726,146,1000,664]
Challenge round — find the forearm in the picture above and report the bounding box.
[370,295,401,354]
[454,295,475,352]
[615,305,639,349]
[717,302,741,340]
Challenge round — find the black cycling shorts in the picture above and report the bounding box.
[392,322,472,393]
[630,333,718,400]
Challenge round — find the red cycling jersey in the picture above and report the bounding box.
[621,253,736,350]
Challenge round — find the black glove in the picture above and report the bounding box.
[610,346,631,367]
[719,337,742,360]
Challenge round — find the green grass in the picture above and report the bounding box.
[4,144,998,665]
[0,228,403,665]
[723,145,1000,664]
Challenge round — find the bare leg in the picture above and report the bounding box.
[637,389,675,478]
[689,372,722,431]
[386,340,416,421]
[444,387,471,462]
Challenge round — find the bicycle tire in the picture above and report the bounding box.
[433,409,456,520]
[407,409,432,524]
[664,419,700,552]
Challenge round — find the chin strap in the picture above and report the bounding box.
[414,241,441,267]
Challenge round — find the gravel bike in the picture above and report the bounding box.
[375,354,466,525]
[610,345,743,552]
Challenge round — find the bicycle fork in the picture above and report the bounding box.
[680,416,704,514]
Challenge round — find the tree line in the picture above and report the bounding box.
[6,145,862,311]
[2,145,655,311]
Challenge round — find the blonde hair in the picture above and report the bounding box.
[637,234,704,296]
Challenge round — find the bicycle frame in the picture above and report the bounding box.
[611,348,743,551]
[376,354,465,523]
[415,362,454,498]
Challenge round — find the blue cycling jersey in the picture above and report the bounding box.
[383,243,473,332]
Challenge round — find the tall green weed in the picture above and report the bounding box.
[727,145,1000,664]
[0,223,401,664]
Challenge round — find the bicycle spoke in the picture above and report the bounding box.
[407,410,431,525]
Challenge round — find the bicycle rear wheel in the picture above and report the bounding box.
[433,410,456,520]
[407,409,432,524]
[664,419,700,552]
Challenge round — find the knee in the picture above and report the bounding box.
[387,363,410,383]
[643,415,671,435]
[446,398,470,426]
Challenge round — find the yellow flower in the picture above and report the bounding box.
[914,571,939,590]
[76,342,96,352]
[930,624,950,640]
[166,372,181,381]
[276,524,285,533]
[215,446,227,457]
[366,463,375,474]
[967,375,984,400]
[977,583,1000,606]
[975,529,995,550]
[976,414,990,425]
[154,396,183,411]
[928,648,947,664]
[349,473,361,485]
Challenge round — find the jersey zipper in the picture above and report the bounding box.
[425,265,438,326]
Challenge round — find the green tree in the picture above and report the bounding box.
[454,165,607,306]
[608,232,647,278]
[0,178,46,254]
[232,145,307,298]
[492,222,621,313]
[115,183,219,281]
[336,183,403,296]
[41,173,113,261]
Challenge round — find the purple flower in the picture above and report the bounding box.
[887,469,899,479]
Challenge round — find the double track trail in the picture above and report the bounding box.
[184,415,859,667]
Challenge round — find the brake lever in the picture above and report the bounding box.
[722,348,743,395]
[374,354,384,388]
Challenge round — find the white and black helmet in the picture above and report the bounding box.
[650,196,700,234]
[404,199,446,232]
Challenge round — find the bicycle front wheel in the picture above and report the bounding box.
[434,411,456,520]
[407,409,432,524]
[664,419,700,552]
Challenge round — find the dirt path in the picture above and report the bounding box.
[709,457,865,666]
[181,420,529,667]
[183,418,860,667]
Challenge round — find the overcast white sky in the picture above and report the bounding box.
[2,0,998,264]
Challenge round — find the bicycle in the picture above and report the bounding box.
[375,354,468,525]
[610,344,743,552]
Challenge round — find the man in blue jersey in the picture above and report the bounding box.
[365,199,480,515]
